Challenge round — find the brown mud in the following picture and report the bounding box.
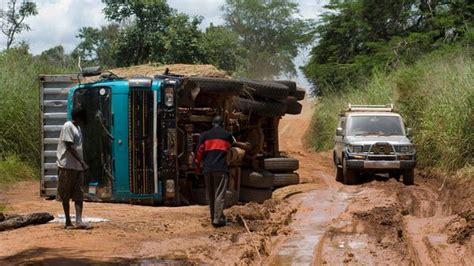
[1,98,472,265]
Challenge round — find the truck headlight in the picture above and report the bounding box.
[164,87,174,107]
[347,144,364,153]
[399,145,415,153]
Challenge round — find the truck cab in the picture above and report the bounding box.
[333,104,416,185]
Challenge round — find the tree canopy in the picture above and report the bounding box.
[0,0,37,49]
[223,0,313,79]
[302,0,474,96]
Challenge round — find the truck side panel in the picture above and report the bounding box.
[39,75,78,197]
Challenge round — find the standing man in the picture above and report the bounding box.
[56,106,91,229]
[195,116,234,227]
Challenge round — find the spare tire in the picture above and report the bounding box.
[274,80,297,94]
[189,77,243,96]
[293,87,306,101]
[286,99,302,115]
[264,157,299,172]
[273,173,300,187]
[239,187,273,203]
[241,80,289,100]
[240,169,274,188]
[235,98,286,117]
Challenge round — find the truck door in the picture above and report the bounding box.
[39,75,78,198]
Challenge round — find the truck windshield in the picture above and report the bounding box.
[347,116,404,136]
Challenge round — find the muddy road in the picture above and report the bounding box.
[1,99,472,265]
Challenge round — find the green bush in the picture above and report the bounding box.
[0,154,36,185]
[0,47,75,182]
[309,48,473,171]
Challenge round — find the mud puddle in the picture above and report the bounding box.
[270,187,359,265]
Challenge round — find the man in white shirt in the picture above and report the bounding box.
[56,106,90,229]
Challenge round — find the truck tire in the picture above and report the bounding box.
[335,165,343,182]
[274,80,297,94]
[241,80,289,100]
[235,98,286,117]
[293,87,306,101]
[402,169,415,185]
[285,97,302,115]
[273,173,300,187]
[343,158,357,185]
[189,77,243,96]
[264,157,299,172]
[240,169,274,188]
[239,187,272,203]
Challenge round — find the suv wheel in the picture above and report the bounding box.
[334,153,343,182]
[402,169,415,185]
[342,158,357,185]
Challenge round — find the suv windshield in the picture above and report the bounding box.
[347,115,404,136]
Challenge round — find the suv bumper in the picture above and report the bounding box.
[346,160,416,170]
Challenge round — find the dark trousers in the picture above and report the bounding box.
[204,171,228,224]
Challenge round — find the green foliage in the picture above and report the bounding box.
[97,0,207,67]
[223,0,313,79]
[0,47,74,166]
[73,24,120,67]
[202,24,240,73]
[308,48,473,171]
[0,0,38,49]
[302,0,474,95]
[0,154,36,185]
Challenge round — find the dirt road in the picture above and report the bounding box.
[1,99,472,265]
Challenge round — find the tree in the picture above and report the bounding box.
[101,0,207,66]
[302,0,474,96]
[222,0,312,79]
[73,24,120,67]
[0,0,37,49]
[202,24,240,73]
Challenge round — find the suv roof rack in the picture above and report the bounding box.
[347,103,394,112]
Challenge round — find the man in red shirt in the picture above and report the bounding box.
[195,116,235,227]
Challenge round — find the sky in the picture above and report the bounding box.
[0,0,327,87]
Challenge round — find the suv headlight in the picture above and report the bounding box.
[347,144,364,153]
[399,145,415,153]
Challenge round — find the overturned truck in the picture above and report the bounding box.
[39,64,305,205]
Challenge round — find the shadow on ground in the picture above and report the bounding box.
[0,247,196,265]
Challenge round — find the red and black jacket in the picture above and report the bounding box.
[195,127,234,174]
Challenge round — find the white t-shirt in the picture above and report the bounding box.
[56,121,84,171]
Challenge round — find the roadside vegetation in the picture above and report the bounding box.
[304,0,473,175]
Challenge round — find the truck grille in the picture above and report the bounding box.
[369,143,394,155]
[129,89,155,194]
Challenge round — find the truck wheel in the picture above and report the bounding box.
[335,165,343,182]
[239,187,273,203]
[273,173,300,188]
[241,80,289,100]
[342,158,357,185]
[188,77,243,96]
[402,169,415,185]
[264,157,299,172]
[293,87,306,101]
[235,98,286,117]
[274,80,297,94]
[285,97,303,115]
[240,169,274,189]
[389,171,401,181]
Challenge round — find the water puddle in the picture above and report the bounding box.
[50,214,109,223]
[271,188,357,265]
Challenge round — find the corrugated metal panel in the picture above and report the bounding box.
[40,74,78,197]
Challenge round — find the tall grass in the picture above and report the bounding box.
[0,47,75,182]
[309,47,473,171]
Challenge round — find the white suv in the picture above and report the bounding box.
[333,104,416,185]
